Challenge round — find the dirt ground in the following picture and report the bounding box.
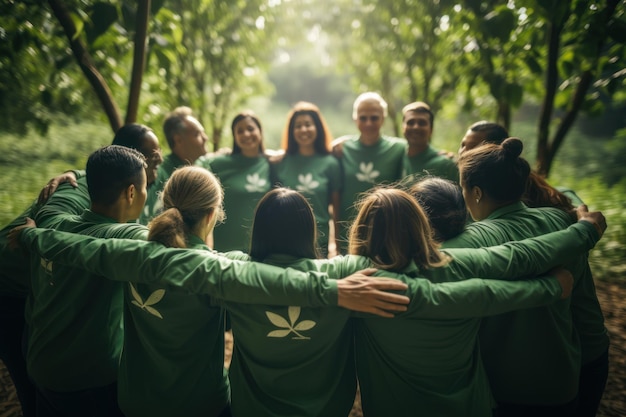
[1,279,625,417]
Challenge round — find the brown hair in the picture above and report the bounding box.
[348,187,449,272]
[148,166,224,248]
[524,172,576,222]
[458,137,530,204]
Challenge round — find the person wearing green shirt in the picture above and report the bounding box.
[26,145,148,417]
[13,185,607,417]
[0,123,162,417]
[275,102,342,257]
[199,111,273,252]
[347,187,605,417]
[333,92,407,254]
[401,101,459,185]
[140,106,209,224]
[443,137,608,417]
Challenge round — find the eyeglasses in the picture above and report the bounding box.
[358,115,381,122]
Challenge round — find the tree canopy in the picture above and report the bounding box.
[1,0,624,175]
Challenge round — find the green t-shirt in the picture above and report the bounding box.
[274,154,341,253]
[206,154,272,252]
[402,145,459,185]
[336,135,407,252]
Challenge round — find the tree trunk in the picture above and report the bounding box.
[47,0,122,133]
[125,0,151,125]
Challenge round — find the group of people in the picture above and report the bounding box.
[0,91,610,417]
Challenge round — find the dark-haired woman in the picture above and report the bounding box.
[443,137,608,417]
[200,111,273,251]
[275,102,342,257]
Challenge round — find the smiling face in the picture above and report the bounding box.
[293,114,317,152]
[233,116,263,157]
[403,110,433,152]
[355,100,385,145]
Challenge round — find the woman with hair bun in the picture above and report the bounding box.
[444,137,608,417]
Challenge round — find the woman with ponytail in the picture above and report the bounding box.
[119,166,232,417]
[444,137,608,417]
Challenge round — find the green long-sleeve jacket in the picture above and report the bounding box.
[442,201,608,406]
[19,220,600,416]
[139,153,187,225]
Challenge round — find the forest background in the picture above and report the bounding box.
[0,1,626,416]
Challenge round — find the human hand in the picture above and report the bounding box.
[8,217,36,250]
[550,266,574,299]
[37,171,77,204]
[437,149,455,160]
[337,268,409,318]
[576,204,607,238]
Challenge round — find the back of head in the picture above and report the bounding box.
[401,101,434,127]
[458,137,530,204]
[230,110,266,155]
[469,121,509,145]
[348,187,447,271]
[112,123,153,149]
[282,101,333,155]
[409,177,467,242]
[250,188,318,261]
[352,92,388,119]
[148,166,224,248]
[86,145,146,206]
[163,106,193,150]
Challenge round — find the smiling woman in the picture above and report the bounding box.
[200,111,273,252]
[274,101,341,257]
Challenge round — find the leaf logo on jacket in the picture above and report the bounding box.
[296,173,320,194]
[129,283,165,319]
[245,173,268,192]
[265,306,316,340]
[356,162,380,183]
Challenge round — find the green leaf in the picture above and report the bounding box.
[69,12,84,41]
[86,2,118,44]
[483,8,517,42]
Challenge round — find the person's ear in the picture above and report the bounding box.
[126,184,136,205]
[472,186,483,204]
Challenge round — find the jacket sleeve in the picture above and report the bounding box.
[442,221,600,280]
[398,276,563,319]
[19,228,338,307]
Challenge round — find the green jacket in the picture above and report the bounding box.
[140,153,187,225]
[442,201,608,405]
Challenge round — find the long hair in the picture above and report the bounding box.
[349,188,448,272]
[249,188,319,261]
[148,166,224,248]
[230,111,266,155]
[281,101,333,155]
[524,172,576,222]
[458,137,530,204]
[409,177,468,242]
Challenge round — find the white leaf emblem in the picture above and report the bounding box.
[129,283,164,319]
[295,173,320,194]
[265,306,316,339]
[245,173,268,192]
[355,162,380,183]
